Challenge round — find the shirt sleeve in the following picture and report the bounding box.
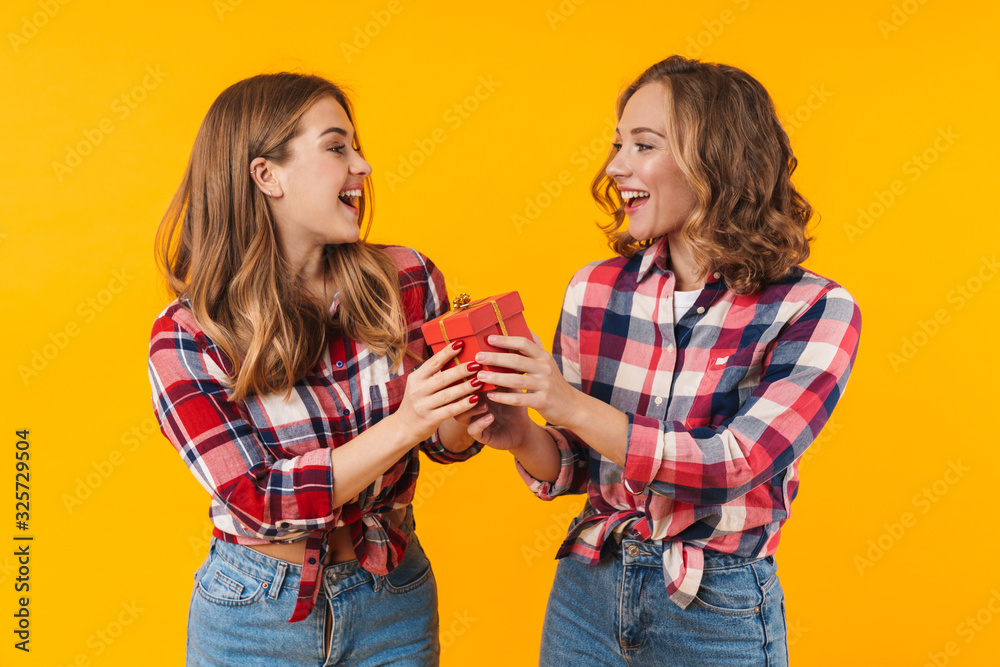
[621,285,862,506]
[148,314,341,539]
[515,275,590,499]
[407,250,484,464]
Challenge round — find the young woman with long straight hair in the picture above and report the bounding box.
[148,72,486,666]
[468,55,862,665]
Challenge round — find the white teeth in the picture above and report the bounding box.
[620,190,649,201]
[339,189,362,198]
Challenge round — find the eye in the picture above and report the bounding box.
[328,144,346,155]
[611,142,622,151]
[635,143,653,152]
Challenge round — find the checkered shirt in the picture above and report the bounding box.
[148,245,480,622]
[517,236,861,608]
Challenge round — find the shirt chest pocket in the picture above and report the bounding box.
[698,349,748,391]
[689,348,763,426]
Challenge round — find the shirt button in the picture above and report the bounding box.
[626,544,641,558]
[696,307,705,314]
[279,522,289,528]
[308,557,317,565]
[654,397,663,406]
[335,360,344,368]
[342,409,350,416]
[666,344,674,352]
[713,271,721,279]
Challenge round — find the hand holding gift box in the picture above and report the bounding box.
[421,292,532,392]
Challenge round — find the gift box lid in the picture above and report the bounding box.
[422,292,525,345]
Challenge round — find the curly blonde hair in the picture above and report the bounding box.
[592,55,813,294]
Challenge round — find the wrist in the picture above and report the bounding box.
[508,421,549,459]
[380,413,419,456]
[439,418,476,453]
[509,421,559,484]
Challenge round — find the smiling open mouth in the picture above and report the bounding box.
[621,189,649,214]
[338,188,362,212]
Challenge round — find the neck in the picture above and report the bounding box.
[285,243,334,304]
[665,232,705,292]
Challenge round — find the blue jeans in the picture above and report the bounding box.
[186,518,439,666]
[540,539,788,666]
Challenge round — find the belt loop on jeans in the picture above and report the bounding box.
[371,573,383,592]
[268,561,287,600]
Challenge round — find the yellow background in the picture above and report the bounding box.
[3,0,998,664]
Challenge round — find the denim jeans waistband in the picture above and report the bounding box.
[208,505,415,596]
[619,538,772,571]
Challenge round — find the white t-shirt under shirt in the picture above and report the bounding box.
[673,288,703,321]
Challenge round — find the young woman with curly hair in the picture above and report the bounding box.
[148,72,485,666]
[469,56,862,665]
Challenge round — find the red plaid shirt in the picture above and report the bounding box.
[517,236,861,608]
[148,245,480,622]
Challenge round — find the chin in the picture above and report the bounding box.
[628,221,676,243]
[328,236,360,246]
[626,225,655,243]
[329,225,361,245]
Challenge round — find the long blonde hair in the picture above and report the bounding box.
[156,72,407,401]
[592,56,813,294]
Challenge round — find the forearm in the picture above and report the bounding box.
[560,390,629,468]
[510,421,561,483]
[328,413,416,507]
[436,416,478,453]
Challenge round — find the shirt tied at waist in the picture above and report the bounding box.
[289,506,412,623]
[661,541,705,609]
[557,506,712,612]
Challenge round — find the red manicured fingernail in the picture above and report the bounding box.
[471,378,483,388]
[469,394,480,404]
[467,362,482,372]
[451,340,463,350]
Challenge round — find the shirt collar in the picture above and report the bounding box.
[637,236,671,283]
[635,236,726,289]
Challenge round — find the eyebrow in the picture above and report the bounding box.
[614,126,666,138]
[318,127,351,139]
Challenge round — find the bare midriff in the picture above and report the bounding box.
[247,507,407,566]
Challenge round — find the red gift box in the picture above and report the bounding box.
[421,292,532,392]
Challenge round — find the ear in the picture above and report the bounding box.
[249,157,283,198]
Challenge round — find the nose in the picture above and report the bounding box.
[606,149,629,180]
[350,151,372,178]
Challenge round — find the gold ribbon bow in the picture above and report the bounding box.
[437,293,510,365]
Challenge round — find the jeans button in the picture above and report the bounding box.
[626,544,641,557]
[329,573,340,584]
